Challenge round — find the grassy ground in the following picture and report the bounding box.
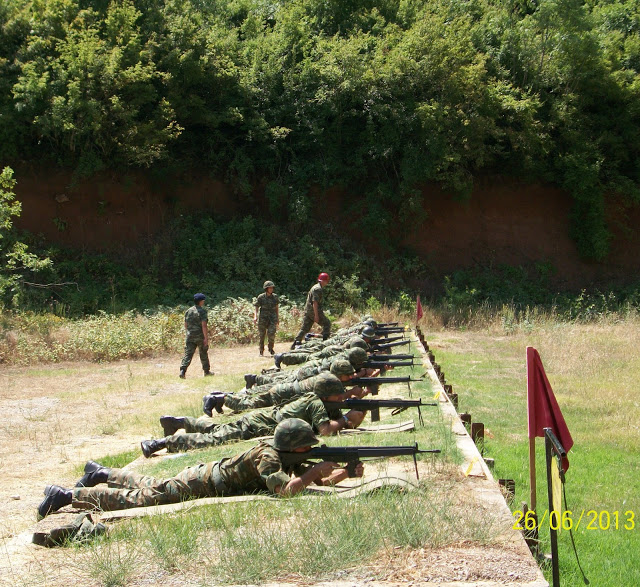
[4,336,535,587]
[426,319,640,587]
[61,362,480,586]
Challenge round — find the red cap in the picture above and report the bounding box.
[318,272,330,282]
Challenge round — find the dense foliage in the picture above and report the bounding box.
[1,0,639,259]
[0,166,51,303]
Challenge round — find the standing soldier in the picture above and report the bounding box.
[179,293,213,378]
[254,280,279,356]
[291,272,331,349]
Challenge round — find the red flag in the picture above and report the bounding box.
[416,295,423,322]
[527,346,574,470]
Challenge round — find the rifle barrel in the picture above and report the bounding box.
[373,340,411,350]
[368,354,414,360]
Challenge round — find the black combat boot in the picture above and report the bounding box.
[269,348,275,355]
[203,393,226,416]
[290,342,298,350]
[179,368,186,379]
[274,353,283,369]
[244,374,257,389]
[141,438,167,458]
[75,461,111,488]
[203,370,214,376]
[159,416,187,436]
[38,485,72,519]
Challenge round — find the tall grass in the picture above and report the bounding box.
[0,298,303,364]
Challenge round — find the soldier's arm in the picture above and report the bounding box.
[276,461,337,496]
[201,321,208,345]
[316,461,364,486]
[313,300,319,323]
[317,410,366,435]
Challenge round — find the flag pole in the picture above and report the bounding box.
[526,346,537,511]
[529,436,537,511]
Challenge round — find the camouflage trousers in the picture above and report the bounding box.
[294,313,331,343]
[255,364,320,387]
[255,370,297,387]
[279,345,339,367]
[72,463,225,511]
[165,412,278,452]
[180,337,210,373]
[257,316,277,353]
[224,381,303,413]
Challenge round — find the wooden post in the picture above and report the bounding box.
[471,422,485,455]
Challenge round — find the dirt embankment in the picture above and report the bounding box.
[12,167,640,288]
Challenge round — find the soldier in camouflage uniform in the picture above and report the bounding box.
[140,376,368,457]
[207,360,357,414]
[239,347,368,392]
[291,272,331,348]
[254,280,279,356]
[274,335,368,368]
[180,293,213,378]
[37,419,363,517]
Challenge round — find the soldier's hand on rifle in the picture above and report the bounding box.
[312,461,339,479]
[347,385,367,399]
[352,462,364,478]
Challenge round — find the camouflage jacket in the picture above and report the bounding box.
[219,441,291,494]
[303,283,324,318]
[275,392,342,431]
[255,292,279,320]
[184,305,208,338]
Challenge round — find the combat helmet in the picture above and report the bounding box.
[361,326,376,339]
[364,318,378,329]
[272,418,319,451]
[312,373,345,398]
[347,347,367,368]
[263,280,275,289]
[346,336,368,350]
[330,359,355,377]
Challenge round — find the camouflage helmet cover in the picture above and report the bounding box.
[330,358,355,376]
[347,347,368,367]
[313,372,345,398]
[346,336,368,350]
[364,318,378,329]
[263,280,275,289]
[272,418,319,451]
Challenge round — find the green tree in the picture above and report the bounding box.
[0,167,52,306]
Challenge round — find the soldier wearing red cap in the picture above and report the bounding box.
[291,273,331,349]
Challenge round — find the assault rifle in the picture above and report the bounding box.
[348,376,422,387]
[346,375,424,421]
[371,340,411,351]
[279,443,440,480]
[362,360,415,371]
[323,397,436,426]
[367,353,414,361]
[372,335,404,344]
[375,327,406,335]
[377,322,399,327]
